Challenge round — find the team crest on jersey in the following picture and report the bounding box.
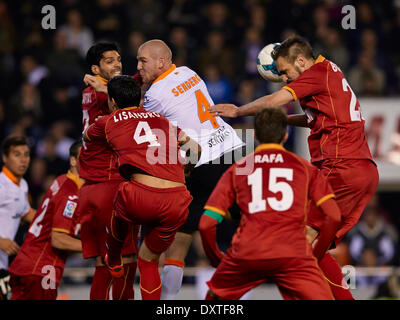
[63,200,77,218]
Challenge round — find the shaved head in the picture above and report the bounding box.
[139,39,172,62]
[137,39,173,85]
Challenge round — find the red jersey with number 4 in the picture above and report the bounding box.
[86,107,186,184]
[79,82,121,183]
[204,144,335,260]
[9,172,82,284]
[283,55,374,164]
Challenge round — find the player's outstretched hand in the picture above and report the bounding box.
[83,74,107,94]
[209,104,239,118]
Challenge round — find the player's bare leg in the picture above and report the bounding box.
[160,231,193,300]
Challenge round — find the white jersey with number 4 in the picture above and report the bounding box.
[143,64,244,166]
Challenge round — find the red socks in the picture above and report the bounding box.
[106,211,129,266]
[112,261,137,300]
[319,252,354,300]
[138,257,161,300]
[90,265,113,300]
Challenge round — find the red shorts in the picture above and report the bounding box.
[79,180,138,259]
[207,253,333,300]
[9,274,57,300]
[114,179,192,254]
[307,159,379,244]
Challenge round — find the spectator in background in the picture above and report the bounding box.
[231,78,257,128]
[8,113,44,153]
[0,1,15,53]
[288,0,315,40]
[46,31,85,82]
[169,26,195,67]
[9,82,42,125]
[0,100,7,142]
[19,55,49,86]
[312,4,330,45]
[89,0,128,43]
[127,0,165,38]
[347,203,398,267]
[123,30,146,75]
[348,51,386,96]
[166,0,199,29]
[199,2,233,43]
[27,157,47,208]
[35,136,68,178]
[237,27,263,78]
[48,121,75,162]
[203,64,233,105]
[197,30,235,80]
[313,27,349,73]
[59,8,94,58]
[248,4,268,38]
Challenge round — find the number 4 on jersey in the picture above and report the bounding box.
[133,121,161,147]
[195,90,219,129]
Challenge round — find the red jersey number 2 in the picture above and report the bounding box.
[342,78,363,122]
[195,90,219,129]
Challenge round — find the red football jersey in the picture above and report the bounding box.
[86,107,186,184]
[79,80,121,183]
[283,55,374,164]
[204,143,335,260]
[9,172,82,284]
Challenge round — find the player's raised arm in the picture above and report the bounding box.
[209,88,294,118]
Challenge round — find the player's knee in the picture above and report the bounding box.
[165,232,193,259]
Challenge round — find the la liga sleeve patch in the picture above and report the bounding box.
[63,200,77,218]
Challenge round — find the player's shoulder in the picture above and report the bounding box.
[20,178,29,191]
[46,174,67,198]
[57,174,80,196]
[82,86,107,106]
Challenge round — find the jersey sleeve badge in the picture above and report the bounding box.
[63,200,77,218]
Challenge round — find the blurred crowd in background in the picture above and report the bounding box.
[1,0,400,270]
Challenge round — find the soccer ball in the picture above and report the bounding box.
[256,43,282,82]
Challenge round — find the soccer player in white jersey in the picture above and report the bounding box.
[0,135,35,300]
[84,39,245,300]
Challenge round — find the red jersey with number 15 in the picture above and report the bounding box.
[86,107,186,184]
[283,55,374,164]
[204,144,335,260]
[9,172,82,284]
[79,80,121,183]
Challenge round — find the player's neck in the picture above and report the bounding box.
[2,166,22,185]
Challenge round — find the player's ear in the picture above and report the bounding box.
[296,55,306,68]
[158,57,165,70]
[282,131,289,144]
[91,65,100,75]
[112,98,118,111]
